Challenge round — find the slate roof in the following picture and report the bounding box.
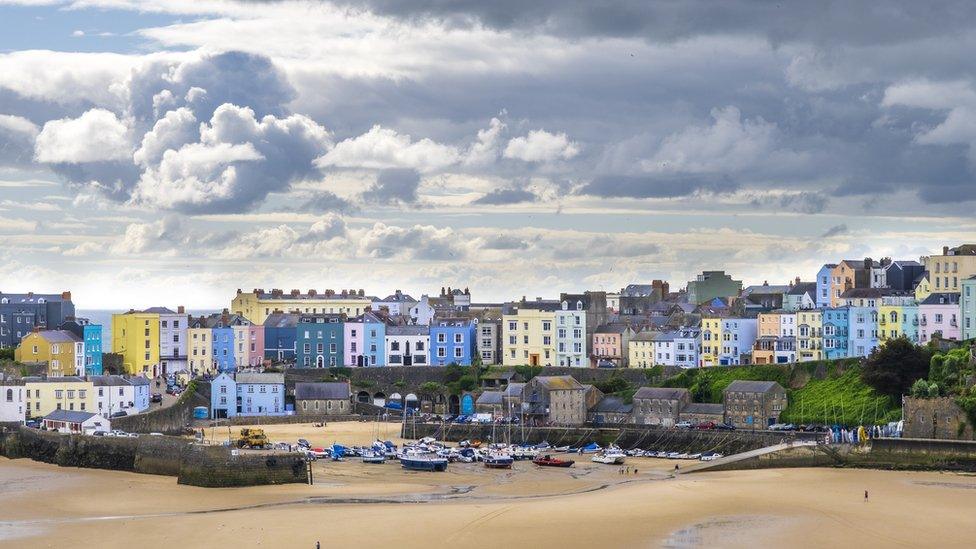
[482,370,517,381]
[590,396,633,414]
[724,380,783,393]
[377,292,416,302]
[235,373,285,385]
[505,382,525,397]
[502,299,561,314]
[633,387,689,401]
[682,403,724,415]
[947,244,976,256]
[786,282,816,296]
[532,375,583,390]
[387,325,429,336]
[89,375,134,387]
[295,382,350,400]
[263,313,300,328]
[23,376,85,383]
[631,331,659,342]
[476,391,504,405]
[921,293,961,305]
[43,409,98,423]
[595,323,632,334]
[142,306,177,314]
[36,330,81,344]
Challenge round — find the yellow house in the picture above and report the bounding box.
[232,288,371,325]
[14,330,83,377]
[502,299,559,366]
[628,331,657,368]
[923,244,976,294]
[914,272,932,301]
[24,376,95,418]
[187,322,214,376]
[796,310,823,362]
[699,316,723,367]
[111,311,160,376]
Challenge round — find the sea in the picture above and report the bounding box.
[77,309,217,350]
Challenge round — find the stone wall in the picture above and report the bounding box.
[205,414,365,427]
[0,426,307,486]
[177,444,308,487]
[114,382,211,435]
[405,422,819,455]
[903,397,974,440]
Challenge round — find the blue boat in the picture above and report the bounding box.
[331,444,347,461]
[399,452,448,471]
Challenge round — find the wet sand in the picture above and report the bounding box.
[3,422,976,548]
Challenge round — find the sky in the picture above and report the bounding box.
[1,0,975,310]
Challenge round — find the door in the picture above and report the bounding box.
[529,354,539,366]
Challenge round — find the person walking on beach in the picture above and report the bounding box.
[864,490,869,503]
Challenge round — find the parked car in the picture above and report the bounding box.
[674,421,693,429]
[25,419,40,429]
[297,438,311,449]
[149,432,164,436]
[714,423,736,431]
[694,421,716,430]
[110,411,128,418]
[151,393,163,403]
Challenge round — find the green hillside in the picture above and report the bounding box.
[656,359,899,426]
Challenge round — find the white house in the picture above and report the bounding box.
[372,290,418,317]
[719,318,758,366]
[386,325,429,366]
[0,380,25,423]
[555,300,586,367]
[672,328,700,368]
[42,409,110,435]
[408,296,436,326]
[91,375,151,418]
[210,372,286,418]
[145,306,189,376]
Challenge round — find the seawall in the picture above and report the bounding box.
[405,422,819,454]
[113,381,211,435]
[688,438,976,473]
[0,426,308,486]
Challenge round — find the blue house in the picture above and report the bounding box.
[209,372,286,419]
[816,264,837,308]
[297,313,345,368]
[83,324,103,375]
[429,318,477,366]
[822,307,849,360]
[362,312,386,367]
[847,306,879,358]
[263,313,299,362]
[212,326,236,372]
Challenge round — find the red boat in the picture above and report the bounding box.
[533,455,575,468]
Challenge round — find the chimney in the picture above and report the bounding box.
[61,291,72,301]
[221,309,229,324]
[290,289,300,297]
[794,276,801,286]
[236,288,242,295]
[864,257,872,270]
[177,305,185,314]
[358,289,364,296]
[341,289,348,297]
[943,246,949,255]
[308,289,317,296]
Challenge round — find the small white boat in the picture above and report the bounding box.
[591,449,626,465]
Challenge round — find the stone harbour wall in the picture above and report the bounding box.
[0,426,307,487]
[902,397,975,440]
[113,382,211,435]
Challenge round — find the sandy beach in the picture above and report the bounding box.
[3,421,976,548]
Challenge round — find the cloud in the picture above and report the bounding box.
[479,234,530,250]
[463,116,506,166]
[0,114,40,165]
[133,107,198,167]
[779,191,829,214]
[579,174,737,198]
[503,129,579,162]
[62,241,103,256]
[34,108,131,163]
[820,224,848,238]
[130,103,332,213]
[316,125,459,172]
[293,190,355,213]
[111,215,188,255]
[472,187,538,205]
[361,167,421,204]
[358,222,464,260]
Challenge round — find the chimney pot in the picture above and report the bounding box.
[943,246,949,255]
[177,305,185,314]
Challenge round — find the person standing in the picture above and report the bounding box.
[864,490,869,503]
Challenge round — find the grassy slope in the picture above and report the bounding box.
[657,359,899,426]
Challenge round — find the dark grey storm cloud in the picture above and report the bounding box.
[578,174,737,199]
[472,188,538,205]
[292,190,356,213]
[361,168,421,204]
[338,0,976,45]
[820,224,848,238]
[779,192,829,214]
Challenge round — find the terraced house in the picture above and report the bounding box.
[963,277,976,340]
[502,298,560,367]
[429,318,477,366]
[15,329,84,377]
[296,313,345,368]
[232,288,371,325]
[796,310,823,362]
[111,310,160,376]
[923,244,976,294]
[723,380,787,429]
[918,293,961,343]
[822,307,850,360]
[878,295,919,344]
[0,291,74,349]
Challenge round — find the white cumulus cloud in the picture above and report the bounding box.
[503,129,579,162]
[34,108,131,163]
[316,125,459,173]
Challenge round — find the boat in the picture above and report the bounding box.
[361,449,386,464]
[511,446,540,460]
[483,452,515,469]
[591,449,626,465]
[399,450,448,472]
[331,444,347,461]
[533,455,574,468]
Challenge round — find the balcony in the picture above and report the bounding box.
[920,318,927,326]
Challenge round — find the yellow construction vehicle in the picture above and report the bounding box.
[236,428,272,450]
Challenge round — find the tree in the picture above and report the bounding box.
[102,353,123,375]
[909,378,930,398]
[419,381,444,394]
[860,337,932,399]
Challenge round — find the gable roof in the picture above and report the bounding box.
[43,409,98,423]
[476,391,504,405]
[505,382,525,397]
[683,402,724,415]
[36,330,81,344]
[263,313,300,328]
[724,380,782,393]
[786,282,816,296]
[142,306,177,314]
[633,387,689,401]
[235,373,284,385]
[921,292,961,305]
[295,382,350,400]
[531,375,583,390]
[590,396,633,414]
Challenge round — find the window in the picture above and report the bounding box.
[454,347,463,358]
[437,333,446,343]
[454,333,462,344]
[438,348,446,358]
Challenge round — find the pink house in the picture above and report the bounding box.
[246,324,265,367]
[344,318,365,367]
[919,293,961,343]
